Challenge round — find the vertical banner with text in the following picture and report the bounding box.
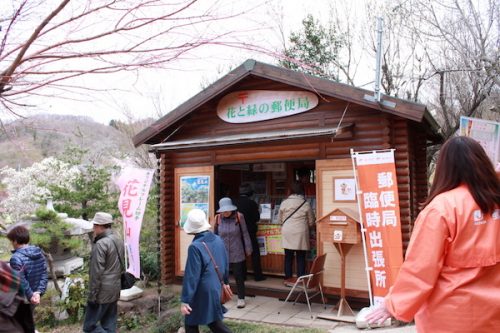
[353,150,403,306]
[115,167,154,278]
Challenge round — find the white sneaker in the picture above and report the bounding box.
[237,299,246,308]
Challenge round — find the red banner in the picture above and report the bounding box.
[354,150,403,306]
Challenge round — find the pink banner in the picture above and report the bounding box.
[115,167,154,278]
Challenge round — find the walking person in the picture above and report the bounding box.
[279,182,315,285]
[367,136,500,332]
[234,183,266,281]
[214,197,253,309]
[83,212,124,333]
[0,260,25,333]
[8,225,48,333]
[180,209,232,333]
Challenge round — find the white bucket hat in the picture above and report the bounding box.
[216,197,237,213]
[91,212,114,225]
[183,209,211,234]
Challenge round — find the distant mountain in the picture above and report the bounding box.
[0,114,152,169]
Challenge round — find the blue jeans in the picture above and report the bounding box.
[83,302,118,333]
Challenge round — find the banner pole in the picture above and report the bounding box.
[351,149,374,306]
[123,220,128,271]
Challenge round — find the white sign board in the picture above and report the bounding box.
[217,90,318,123]
[459,116,500,164]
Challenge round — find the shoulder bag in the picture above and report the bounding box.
[110,238,137,290]
[202,241,233,304]
[282,199,307,225]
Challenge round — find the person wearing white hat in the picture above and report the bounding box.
[180,209,232,333]
[214,198,253,309]
[83,212,124,333]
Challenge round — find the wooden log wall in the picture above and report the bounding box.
[155,76,430,291]
[408,124,429,233]
[389,118,412,250]
[160,153,175,284]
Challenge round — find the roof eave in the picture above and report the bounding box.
[134,59,430,146]
[133,60,257,147]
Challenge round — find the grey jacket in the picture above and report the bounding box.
[88,229,124,304]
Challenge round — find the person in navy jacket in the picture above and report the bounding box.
[180,209,232,333]
[8,224,48,333]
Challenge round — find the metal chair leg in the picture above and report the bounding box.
[303,283,313,318]
[318,284,326,309]
[278,281,299,314]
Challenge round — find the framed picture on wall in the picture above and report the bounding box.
[333,177,357,202]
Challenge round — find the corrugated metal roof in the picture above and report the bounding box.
[150,124,353,152]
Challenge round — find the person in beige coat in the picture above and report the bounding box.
[279,182,315,284]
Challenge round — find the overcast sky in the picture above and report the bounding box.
[4,0,379,125]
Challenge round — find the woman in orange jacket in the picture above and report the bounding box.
[367,136,500,333]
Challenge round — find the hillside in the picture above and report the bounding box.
[0,114,151,169]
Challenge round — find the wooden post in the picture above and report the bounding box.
[333,243,354,317]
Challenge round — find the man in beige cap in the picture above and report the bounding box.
[83,212,124,333]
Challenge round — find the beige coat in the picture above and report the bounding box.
[279,194,315,250]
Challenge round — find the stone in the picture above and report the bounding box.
[120,286,144,301]
[52,256,84,276]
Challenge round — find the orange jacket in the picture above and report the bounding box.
[385,185,500,333]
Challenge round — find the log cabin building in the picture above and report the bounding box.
[133,59,441,302]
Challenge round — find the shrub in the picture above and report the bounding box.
[30,208,81,253]
[57,275,88,323]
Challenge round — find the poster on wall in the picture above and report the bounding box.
[257,236,267,256]
[260,203,272,220]
[459,116,500,165]
[333,177,357,202]
[256,224,284,254]
[180,176,210,227]
[352,149,404,306]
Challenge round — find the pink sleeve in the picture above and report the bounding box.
[385,205,450,322]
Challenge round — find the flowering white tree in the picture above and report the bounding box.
[0,157,80,221]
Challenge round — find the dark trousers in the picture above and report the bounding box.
[13,302,34,333]
[230,261,246,299]
[185,320,232,333]
[249,232,264,279]
[83,302,118,333]
[284,249,307,279]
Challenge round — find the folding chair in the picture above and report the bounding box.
[278,253,327,318]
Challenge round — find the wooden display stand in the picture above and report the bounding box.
[317,208,360,322]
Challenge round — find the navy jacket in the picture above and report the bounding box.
[181,231,228,326]
[10,245,48,299]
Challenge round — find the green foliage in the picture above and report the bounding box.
[34,288,59,328]
[52,146,119,220]
[140,184,160,282]
[279,14,345,80]
[57,275,88,323]
[141,250,160,281]
[31,208,81,253]
[119,313,156,331]
[151,312,183,333]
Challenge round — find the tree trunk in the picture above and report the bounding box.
[43,250,62,297]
